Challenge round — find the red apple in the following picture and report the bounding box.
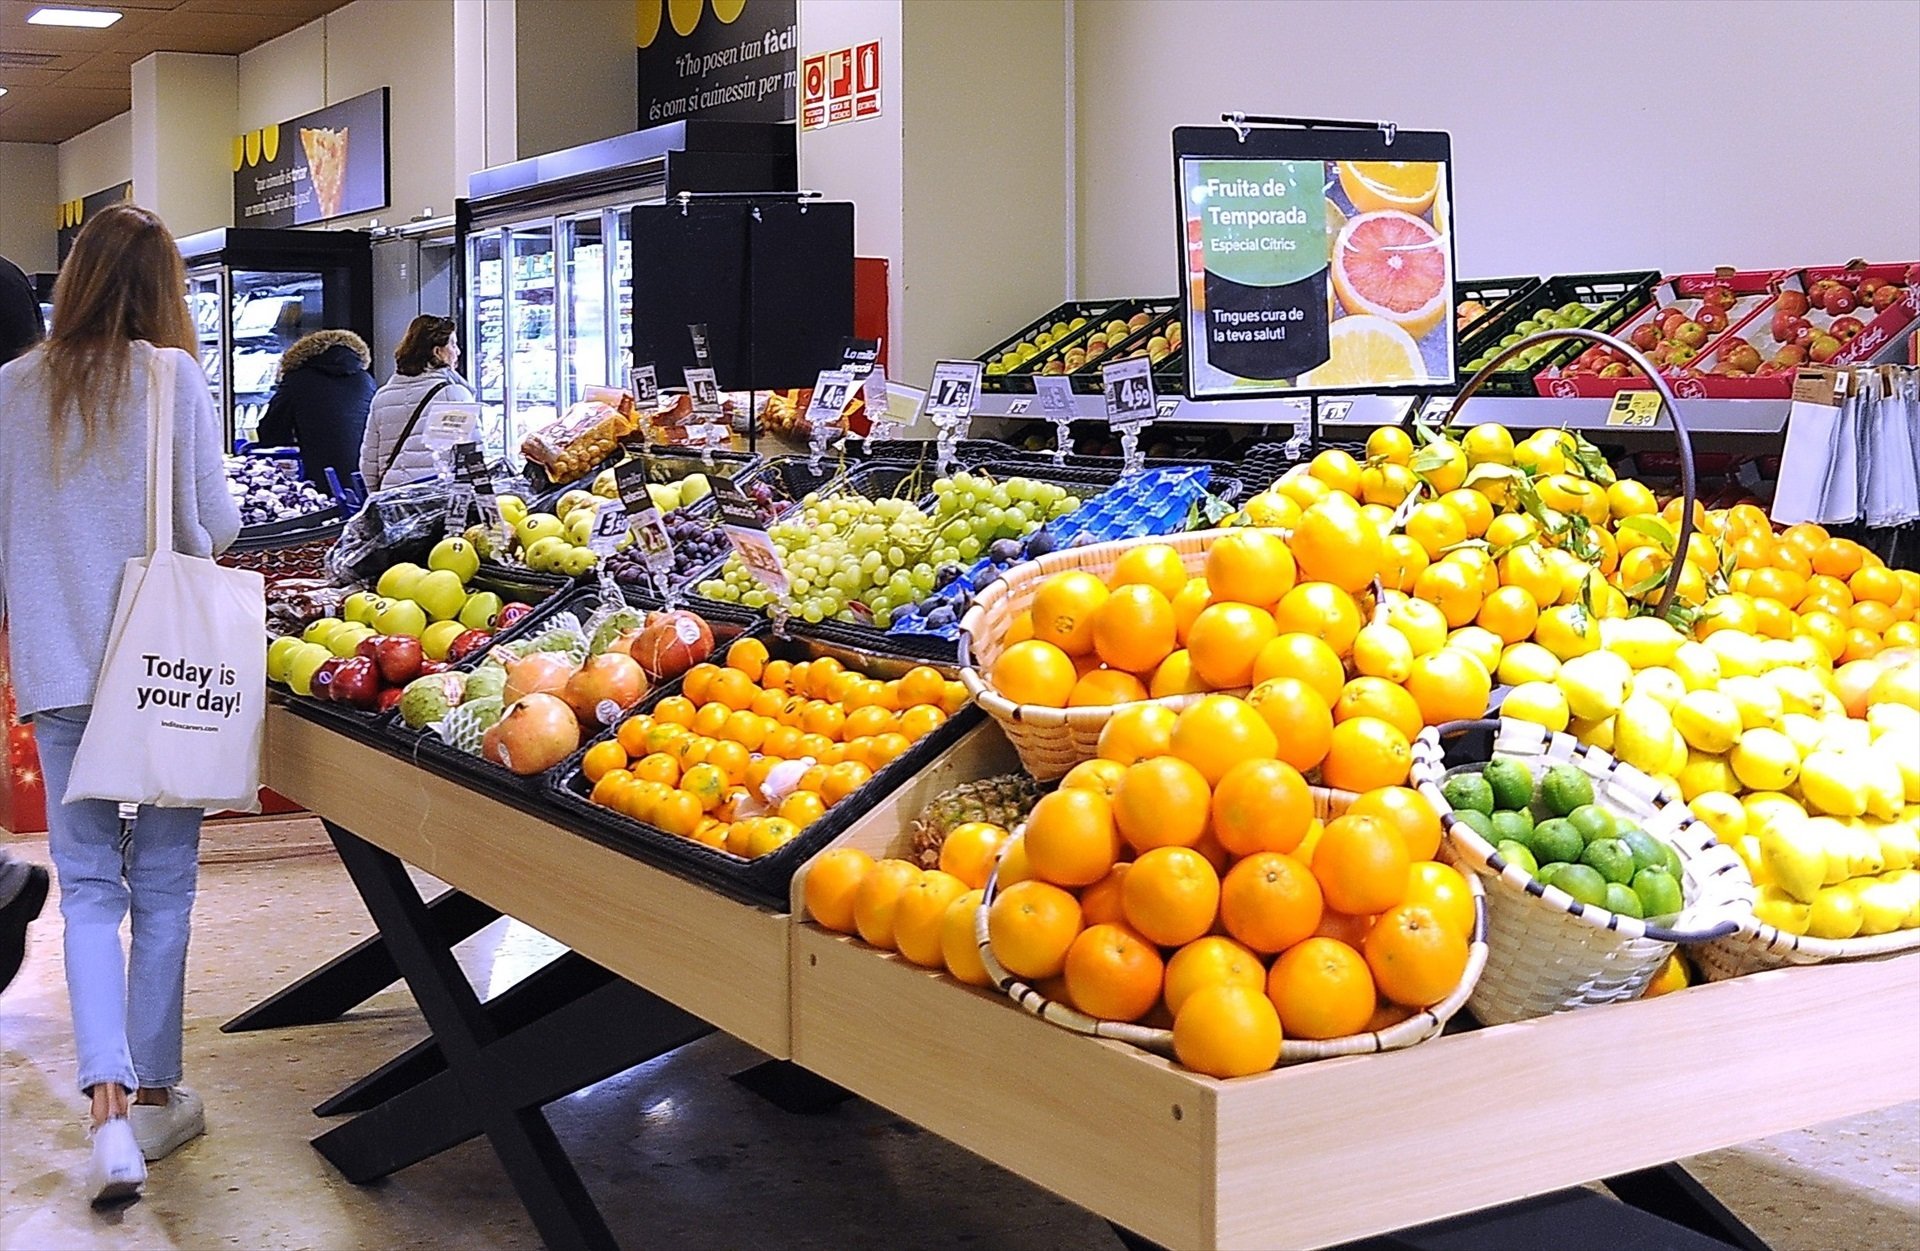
[1858,278,1885,300]
[1598,362,1632,378]
[372,635,424,686]
[420,658,449,675]
[1667,343,1698,366]
[1774,290,1811,317]
[1770,311,1803,343]
[377,687,406,714]
[1725,343,1763,373]
[1629,323,1661,352]
[355,636,381,661]
[1696,306,1729,333]
[1575,346,1612,371]
[331,657,383,710]
[497,603,536,631]
[1652,342,1675,366]
[1823,286,1858,315]
[1660,311,1689,338]
[310,657,349,702]
[1674,321,1709,348]
[1830,316,1865,340]
[1873,285,1903,311]
[1808,334,1842,363]
[1774,344,1808,367]
[447,630,494,663]
[1705,288,1737,311]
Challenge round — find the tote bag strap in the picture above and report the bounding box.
[146,346,180,557]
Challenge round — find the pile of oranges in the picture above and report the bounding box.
[582,640,969,859]
[806,694,1476,1079]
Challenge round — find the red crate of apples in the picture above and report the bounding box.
[1537,268,1794,399]
[1797,263,1919,366]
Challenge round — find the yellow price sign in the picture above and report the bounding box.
[1606,390,1663,427]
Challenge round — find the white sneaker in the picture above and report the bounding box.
[128,1086,205,1162]
[88,1117,146,1205]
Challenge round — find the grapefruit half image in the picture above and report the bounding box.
[1331,209,1450,342]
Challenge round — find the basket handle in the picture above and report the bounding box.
[1441,326,1697,621]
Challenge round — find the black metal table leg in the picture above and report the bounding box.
[318,819,712,1251]
[730,1059,852,1114]
[222,887,499,1032]
[1605,1163,1774,1250]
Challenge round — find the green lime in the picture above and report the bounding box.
[1451,808,1496,841]
[1659,840,1684,879]
[1443,773,1496,817]
[1489,809,1535,847]
[1554,862,1610,907]
[1483,758,1535,811]
[1530,817,1584,866]
[1633,866,1684,920]
[1604,882,1645,919]
[1580,837,1638,886]
[1567,804,1615,846]
[1618,828,1667,874]
[1495,839,1539,877]
[1540,764,1595,817]
[1534,862,1563,890]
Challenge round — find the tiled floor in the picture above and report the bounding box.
[1,822,1916,1250]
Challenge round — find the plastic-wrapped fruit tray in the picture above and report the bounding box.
[544,627,984,906]
[529,448,761,516]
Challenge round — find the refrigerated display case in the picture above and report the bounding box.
[176,228,373,450]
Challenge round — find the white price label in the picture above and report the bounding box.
[1317,398,1355,425]
[588,500,629,556]
[443,483,476,527]
[630,363,658,406]
[631,505,674,573]
[421,401,481,450]
[725,526,788,595]
[685,366,720,412]
[806,370,854,428]
[1006,398,1031,415]
[1033,374,1077,419]
[1101,358,1156,428]
[927,360,983,422]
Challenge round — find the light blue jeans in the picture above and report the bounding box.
[33,706,203,1096]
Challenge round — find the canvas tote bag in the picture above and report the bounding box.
[64,347,267,811]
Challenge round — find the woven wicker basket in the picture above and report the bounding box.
[957,530,1244,780]
[971,786,1489,1068]
[1410,718,1756,1025]
[1693,911,1920,980]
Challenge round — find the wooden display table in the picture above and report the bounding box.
[264,704,1920,1251]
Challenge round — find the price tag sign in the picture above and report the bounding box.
[1416,395,1454,425]
[1606,390,1663,427]
[421,401,482,450]
[1316,398,1355,426]
[613,457,655,512]
[685,366,721,411]
[629,363,659,407]
[806,369,854,428]
[1006,398,1031,415]
[687,323,712,367]
[443,482,476,528]
[712,477,787,595]
[1034,374,1076,421]
[587,499,630,556]
[839,336,881,378]
[926,360,983,426]
[1101,358,1156,429]
[860,366,902,444]
[630,505,674,574]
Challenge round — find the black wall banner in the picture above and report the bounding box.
[637,0,797,126]
[56,181,133,263]
[233,87,390,228]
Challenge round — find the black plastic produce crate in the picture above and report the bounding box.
[1456,271,1660,396]
[1064,303,1183,394]
[234,506,344,547]
[1454,276,1541,344]
[529,447,761,515]
[979,299,1166,394]
[545,626,984,906]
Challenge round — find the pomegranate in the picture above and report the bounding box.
[628,611,714,680]
[563,653,649,725]
[482,693,580,775]
[503,651,578,705]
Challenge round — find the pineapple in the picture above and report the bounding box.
[909,773,1043,869]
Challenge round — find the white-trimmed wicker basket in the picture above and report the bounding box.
[957,530,1251,780]
[1410,718,1756,1025]
[971,786,1489,1068]
[1693,910,1920,980]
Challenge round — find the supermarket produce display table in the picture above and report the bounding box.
[264,704,1920,1251]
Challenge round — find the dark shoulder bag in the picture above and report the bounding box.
[382,381,452,481]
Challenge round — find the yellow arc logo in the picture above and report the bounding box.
[638,0,740,48]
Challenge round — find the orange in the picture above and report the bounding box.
[1267,937,1376,1040]
[1248,633,1341,707]
[997,835,1032,886]
[1346,787,1442,861]
[760,724,803,760]
[1098,703,1179,765]
[1163,935,1264,1015]
[1366,425,1415,466]
[940,680,970,715]
[801,701,847,740]
[897,665,946,708]
[1061,757,1126,800]
[777,789,827,827]
[1308,447,1364,496]
[1122,846,1221,947]
[750,689,787,719]
[1210,757,1312,858]
[1068,668,1150,707]
[852,859,923,950]
[1475,585,1540,645]
[1414,559,1482,628]
[1169,694,1279,785]
[893,870,970,968]
[1023,787,1122,886]
[1364,902,1469,1007]
[1171,578,1214,646]
[1498,543,1561,607]
[1113,756,1212,852]
[1461,422,1515,467]
[724,636,768,679]
[1278,470,1333,509]
[1220,852,1323,954]
[614,715,654,757]
[1093,584,1178,674]
[1440,488,1494,539]
[581,739,628,784]
[898,704,946,740]
[1187,602,1280,688]
[866,732,912,769]
[939,822,1011,890]
[1404,649,1492,726]
[1292,499,1383,593]
[1173,984,1282,1078]
[758,658,793,692]
[747,817,801,858]
[1404,500,1468,560]
[806,657,845,700]
[1812,538,1866,580]
[1001,613,1034,647]
[720,709,768,751]
[690,818,728,851]
[653,695,697,728]
[1206,530,1298,607]
[1804,573,1853,607]
[1485,512,1538,549]
[940,890,992,986]
[990,639,1077,707]
[821,760,874,806]
[1360,463,1418,508]
[1887,621,1920,649]
[1751,598,1796,640]
[843,704,893,740]
[987,880,1084,980]
[1744,566,1806,608]
[1322,716,1412,792]
[1332,676,1424,743]
[1313,813,1409,913]
[589,768,634,810]
[653,789,704,838]
[1312,907,1372,946]
[682,763,730,811]
[1080,863,1132,925]
[1064,923,1165,1022]
[1273,583,1364,655]
[1404,860,1475,938]
[708,667,756,711]
[1850,600,1896,634]
[1149,650,1209,698]
[1841,628,1881,664]
[1031,570,1109,656]
[1243,677,1334,772]
[681,664,720,704]
[633,751,681,786]
[1112,543,1191,601]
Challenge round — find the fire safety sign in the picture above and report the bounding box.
[801,40,881,130]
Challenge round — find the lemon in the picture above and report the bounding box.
[1779,713,1826,758]
[1570,715,1615,752]
[1502,681,1570,732]
[1670,642,1722,692]
[1767,667,1835,717]
[1690,792,1747,844]
[1873,819,1919,871]
[1806,884,1864,939]
[1704,630,1767,678]
[1855,877,1909,935]
[1613,695,1676,776]
[1863,748,1908,819]
[1672,690,1743,754]
[1753,885,1811,935]
[1867,704,1920,742]
[1759,823,1829,904]
[1352,622,1414,683]
[1557,651,1631,722]
[1533,604,1599,661]
[1877,732,1920,802]
[1730,727,1801,792]
[1446,625,1505,675]
[1717,676,1784,730]
[1807,817,1862,885]
[1678,751,1739,803]
[1839,820,1886,878]
[1743,793,1808,841]
[1627,666,1686,709]
[1385,597,1449,656]
[1738,834,1770,885]
[1601,616,1685,669]
[1818,717,1871,755]
[1497,641,1561,686]
[1664,726,1691,778]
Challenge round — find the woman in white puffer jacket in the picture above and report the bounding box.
[358,315,475,489]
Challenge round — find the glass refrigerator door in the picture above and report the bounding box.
[469,231,508,456]
[558,214,607,408]
[230,268,326,447]
[188,266,228,443]
[507,224,557,451]
[610,208,633,391]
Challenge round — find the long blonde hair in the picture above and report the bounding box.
[42,203,196,477]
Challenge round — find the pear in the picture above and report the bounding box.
[412,569,469,623]
[1758,820,1828,903]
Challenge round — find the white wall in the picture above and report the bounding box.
[132,52,238,238]
[1074,0,1920,295]
[0,144,59,272]
[516,0,637,158]
[57,113,132,203]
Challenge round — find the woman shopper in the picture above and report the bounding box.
[254,328,376,489]
[358,314,474,490]
[0,204,241,1204]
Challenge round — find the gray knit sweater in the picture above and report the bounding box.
[0,343,241,717]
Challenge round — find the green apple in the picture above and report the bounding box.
[496,494,528,526]
[566,513,593,546]
[428,537,481,583]
[302,617,346,647]
[558,545,598,577]
[328,623,376,658]
[287,643,332,696]
[556,490,600,521]
[374,598,429,638]
[342,591,382,625]
[412,569,468,622]
[514,513,565,549]
[524,536,567,572]
[267,636,304,683]
[421,619,468,661]
[680,473,711,504]
[458,591,504,631]
[647,482,681,512]
[377,562,426,600]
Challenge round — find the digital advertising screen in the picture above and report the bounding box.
[1173,125,1456,400]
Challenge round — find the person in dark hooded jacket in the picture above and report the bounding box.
[255,328,376,488]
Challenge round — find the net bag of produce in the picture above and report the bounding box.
[326,478,454,585]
